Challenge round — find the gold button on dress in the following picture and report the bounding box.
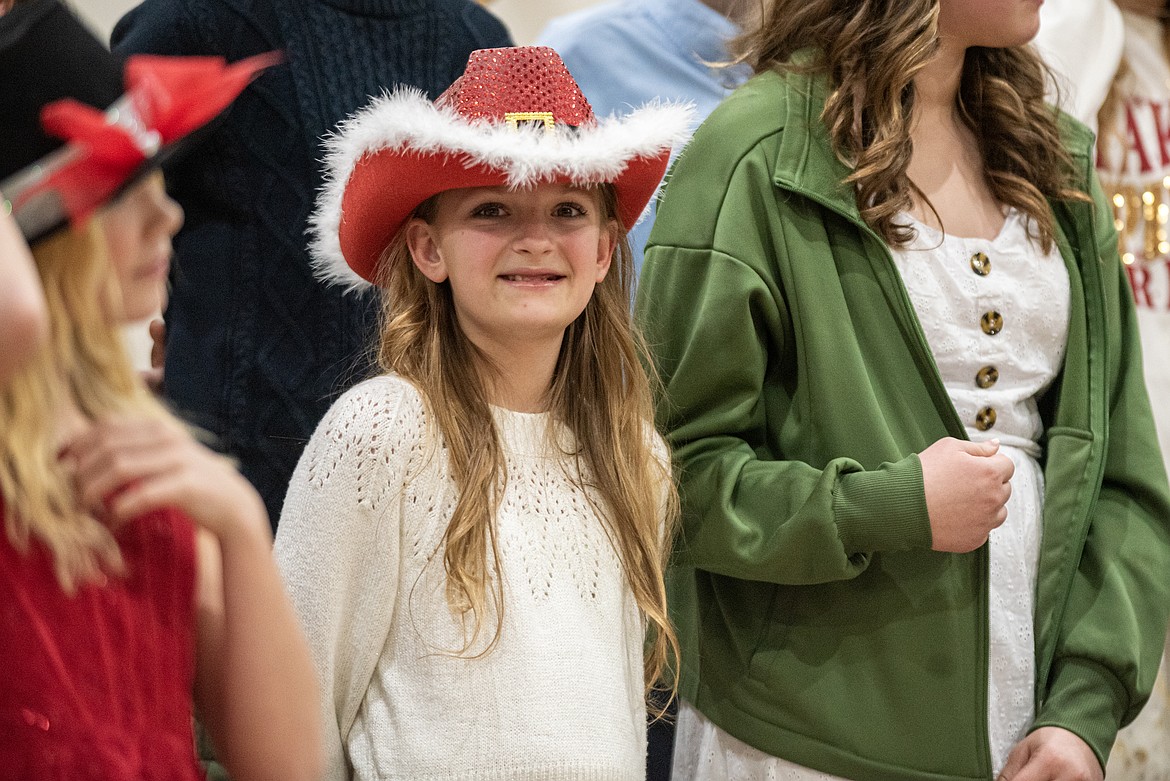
[976,366,999,388]
[970,252,991,276]
[981,311,1003,335]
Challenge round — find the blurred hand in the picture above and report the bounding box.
[998,727,1103,781]
[919,437,1014,553]
[63,415,268,542]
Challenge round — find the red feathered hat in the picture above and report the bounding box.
[310,46,694,289]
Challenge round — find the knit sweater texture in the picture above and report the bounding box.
[274,375,654,780]
[110,0,512,526]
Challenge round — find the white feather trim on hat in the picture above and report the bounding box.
[310,87,695,291]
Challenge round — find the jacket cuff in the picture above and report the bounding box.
[1032,657,1128,770]
[831,454,932,554]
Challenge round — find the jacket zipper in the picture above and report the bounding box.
[783,182,997,776]
[859,224,995,779]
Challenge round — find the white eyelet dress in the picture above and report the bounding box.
[672,210,1071,780]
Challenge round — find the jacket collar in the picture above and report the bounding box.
[767,60,863,224]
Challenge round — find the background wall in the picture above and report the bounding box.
[72,0,596,44]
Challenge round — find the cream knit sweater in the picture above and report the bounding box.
[275,375,652,781]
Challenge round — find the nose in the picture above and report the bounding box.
[147,181,184,238]
[512,213,554,254]
[158,192,184,239]
[137,174,184,238]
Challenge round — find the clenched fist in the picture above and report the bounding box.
[919,437,1014,553]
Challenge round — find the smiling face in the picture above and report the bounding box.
[937,0,1044,48]
[405,182,616,355]
[98,173,184,323]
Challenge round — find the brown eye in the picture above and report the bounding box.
[554,202,587,218]
[471,203,507,218]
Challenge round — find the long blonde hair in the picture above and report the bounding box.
[374,184,679,706]
[0,221,167,591]
[736,0,1088,248]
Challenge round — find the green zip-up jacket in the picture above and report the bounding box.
[635,67,1170,781]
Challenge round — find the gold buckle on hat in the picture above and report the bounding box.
[504,112,555,134]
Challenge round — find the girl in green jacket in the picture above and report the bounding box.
[636,1,1170,780]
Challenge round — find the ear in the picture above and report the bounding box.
[405,218,448,283]
[594,220,618,283]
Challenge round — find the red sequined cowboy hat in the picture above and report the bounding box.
[310,45,694,290]
[0,0,277,244]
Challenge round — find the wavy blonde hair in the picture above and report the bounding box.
[0,221,167,591]
[736,0,1088,248]
[373,184,679,708]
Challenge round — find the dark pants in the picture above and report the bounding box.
[647,694,677,781]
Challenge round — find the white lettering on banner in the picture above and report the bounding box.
[1126,259,1170,313]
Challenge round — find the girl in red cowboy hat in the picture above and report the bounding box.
[0,2,321,779]
[274,45,693,781]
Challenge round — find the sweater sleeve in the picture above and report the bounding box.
[647,428,675,554]
[274,377,418,781]
[638,245,927,586]
[1032,176,1170,766]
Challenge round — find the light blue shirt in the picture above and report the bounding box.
[539,0,751,275]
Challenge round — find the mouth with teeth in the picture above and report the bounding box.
[499,273,566,283]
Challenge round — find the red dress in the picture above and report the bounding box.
[0,501,203,781]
